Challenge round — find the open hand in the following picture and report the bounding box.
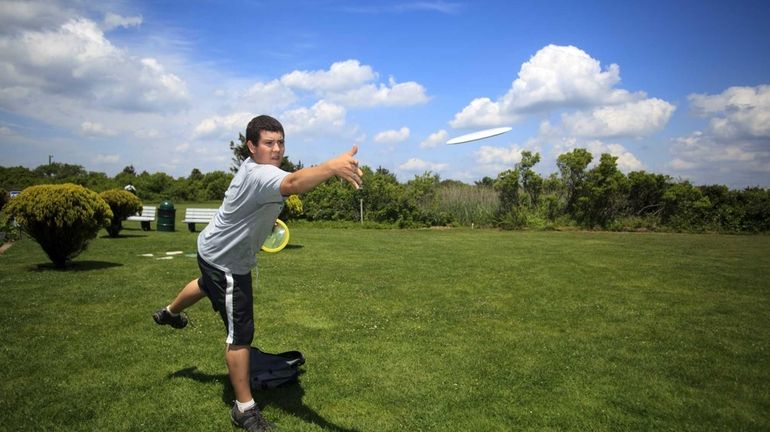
[331,145,364,189]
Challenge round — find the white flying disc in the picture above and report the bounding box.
[446,127,512,145]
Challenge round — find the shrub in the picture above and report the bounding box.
[280,194,304,221]
[4,183,112,268]
[99,189,143,237]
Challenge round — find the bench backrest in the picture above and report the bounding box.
[184,208,218,221]
[138,206,156,218]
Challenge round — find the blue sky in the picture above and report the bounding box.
[1,0,769,187]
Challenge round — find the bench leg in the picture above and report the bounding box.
[188,223,196,232]
[141,221,151,231]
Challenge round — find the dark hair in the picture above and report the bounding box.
[246,115,284,144]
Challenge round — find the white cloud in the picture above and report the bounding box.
[374,127,410,144]
[398,158,448,172]
[689,85,770,139]
[475,145,523,168]
[420,129,448,148]
[134,128,160,139]
[0,0,73,34]
[193,112,253,138]
[81,121,116,136]
[668,85,770,185]
[0,17,189,114]
[281,59,375,92]
[450,97,521,128]
[670,131,762,166]
[93,153,120,163]
[331,77,429,107]
[451,45,643,128]
[102,12,142,31]
[280,100,348,137]
[561,98,675,138]
[280,60,428,107]
[244,79,296,109]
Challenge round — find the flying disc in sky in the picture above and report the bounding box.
[446,127,512,145]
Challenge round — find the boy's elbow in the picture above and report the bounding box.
[280,176,297,196]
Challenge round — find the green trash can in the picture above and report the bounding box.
[158,200,176,232]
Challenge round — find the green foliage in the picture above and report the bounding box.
[738,187,770,232]
[99,189,143,237]
[0,187,7,211]
[494,168,520,215]
[280,194,304,221]
[0,142,768,233]
[557,148,593,213]
[302,177,359,221]
[229,132,250,173]
[661,181,711,231]
[575,154,630,229]
[0,166,39,191]
[4,183,112,267]
[435,183,498,227]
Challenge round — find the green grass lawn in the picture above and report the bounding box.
[1,221,769,431]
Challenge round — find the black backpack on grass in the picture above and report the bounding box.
[249,347,305,390]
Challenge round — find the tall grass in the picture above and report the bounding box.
[435,184,499,226]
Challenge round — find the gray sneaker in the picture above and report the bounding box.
[152,308,188,329]
[231,403,273,431]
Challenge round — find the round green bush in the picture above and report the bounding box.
[99,189,142,237]
[5,183,112,268]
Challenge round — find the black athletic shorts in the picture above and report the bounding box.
[196,254,254,346]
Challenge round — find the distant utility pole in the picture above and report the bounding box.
[48,154,53,165]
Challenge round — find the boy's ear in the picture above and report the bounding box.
[246,140,257,155]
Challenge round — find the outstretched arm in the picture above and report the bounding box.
[280,145,363,196]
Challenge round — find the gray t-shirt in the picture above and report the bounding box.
[197,158,289,274]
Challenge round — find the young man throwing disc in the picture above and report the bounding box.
[153,115,362,431]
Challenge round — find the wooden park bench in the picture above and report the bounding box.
[182,208,218,232]
[126,205,157,231]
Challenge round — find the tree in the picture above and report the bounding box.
[229,132,249,172]
[661,181,711,231]
[557,148,593,214]
[202,171,233,201]
[475,176,495,188]
[575,153,629,228]
[518,151,543,208]
[627,171,671,216]
[5,184,112,268]
[32,162,88,184]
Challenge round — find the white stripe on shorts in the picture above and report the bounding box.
[224,272,235,344]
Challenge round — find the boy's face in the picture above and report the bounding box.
[248,130,285,167]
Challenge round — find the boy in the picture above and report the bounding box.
[153,115,362,431]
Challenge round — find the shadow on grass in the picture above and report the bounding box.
[283,244,304,250]
[99,233,149,239]
[170,366,359,432]
[31,261,123,272]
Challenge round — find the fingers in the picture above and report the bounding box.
[348,144,358,157]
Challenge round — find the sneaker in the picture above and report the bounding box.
[152,308,188,329]
[231,403,273,431]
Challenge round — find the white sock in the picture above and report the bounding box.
[165,306,179,317]
[236,399,256,413]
